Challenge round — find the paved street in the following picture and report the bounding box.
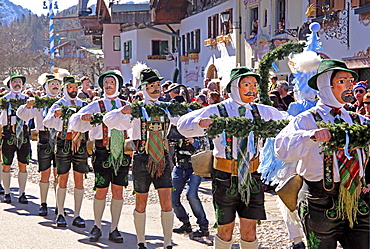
[0,142,288,249]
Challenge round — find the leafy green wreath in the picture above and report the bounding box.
[257,41,306,105]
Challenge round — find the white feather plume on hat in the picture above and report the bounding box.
[132,61,148,80]
[289,51,322,74]
[53,68,70,81]
[37,73,52,86]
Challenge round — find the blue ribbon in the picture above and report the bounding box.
[220,130,227,147]
[344,130,353,160]
[8,103,12,116]
[141,107,149,120]
[247,131,256,154]
[161,107,170,116]
[43,106,48,117]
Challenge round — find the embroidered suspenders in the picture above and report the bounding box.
[98,100,128,148]
[138,105,170,154]
[310,110,362,191]
[216,103,261,160]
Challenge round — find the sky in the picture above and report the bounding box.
[9,0,149,16]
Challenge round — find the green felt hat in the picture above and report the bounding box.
[62,75,81,89]
[226,67,260,93]
[4,73,26,88]
[308,59,358,90]
[98,70,124,90]
[139,68,164,88]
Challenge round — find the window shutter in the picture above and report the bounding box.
[128,40,132,59]
[195,29,201,52]
[160,40,168,55]
[227,8,233,34]
[215,14,219,37]
[186,33,190,54]
[182,34,186,55]
[333,0,345,11]
[208,16,212,38]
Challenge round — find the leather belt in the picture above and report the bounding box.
[213,156,259,176]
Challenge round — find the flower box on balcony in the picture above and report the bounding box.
[217,34,231,43]
[180,55,189,62]
[147,55,167,60]
[188,53,199,61]
[204,38,217,46]
[122,59,130,64]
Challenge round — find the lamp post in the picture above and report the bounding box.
[43,0,59,72]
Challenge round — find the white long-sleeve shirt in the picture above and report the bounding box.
[0,92,27,126]
[103,99,177,141]
[177,98,286,159]
[43,97,86,132]
[275,101,367,182]
[69,97,129,140]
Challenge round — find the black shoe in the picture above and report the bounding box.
[109,228,124,243]
[138,243,147,249]
[89,225,102,242]
[56,214,67,227]
[166,246,173,249]
[88,166,93,173]
[18,193,28,204]
[4,193,11,203]
[0,184,4,195]
[192,228,209,237]
[291,241,306,249]
[173,222,192,234]
[39,203,48,216]
[72,216,86,228]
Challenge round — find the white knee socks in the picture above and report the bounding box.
[214,235,233,249]
[133,209,146,246]
[240,238,258,249]
[2,171,10,194]
[56,187,67,216]
[111,198,123,232]
[161,209,174,248]
[74,188,84,218]
[18,172,27,195]
[93,197,106,229]
[39,182,49,204]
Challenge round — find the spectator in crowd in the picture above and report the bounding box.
[200,88,209,96]
[207,91,221,104]
[195,94,208,106]
[276,81,294,108]
[187,87,195,102]
[208,81,218,92]
[78,76,93,101]
[363,92,370,118]
[203,77,211,89]
[269,90,287,111]
[269,76,278,91]
[161,81,172,102]
[221,88,229,100]
[347,80,368,115]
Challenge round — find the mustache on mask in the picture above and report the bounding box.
[52,87,59,90]
[244,92,255,96]
[149,90,160,94]
[13,84,21,89]
[105,86,114,90]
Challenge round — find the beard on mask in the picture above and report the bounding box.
[67,91,77,99]
[341,90,355,103]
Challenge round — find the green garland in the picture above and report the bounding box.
[130,101,202,120]
[257,41,306,105]
[90,112,105,127]
[34,96,59,110]
[317,120,370,156]
[205,114,289,139]
[60,105,83,120]
[0,98,26,111]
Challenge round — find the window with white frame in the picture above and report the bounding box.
[123,41,132,59]
[113,36,120,51]
[152,40,168,56]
